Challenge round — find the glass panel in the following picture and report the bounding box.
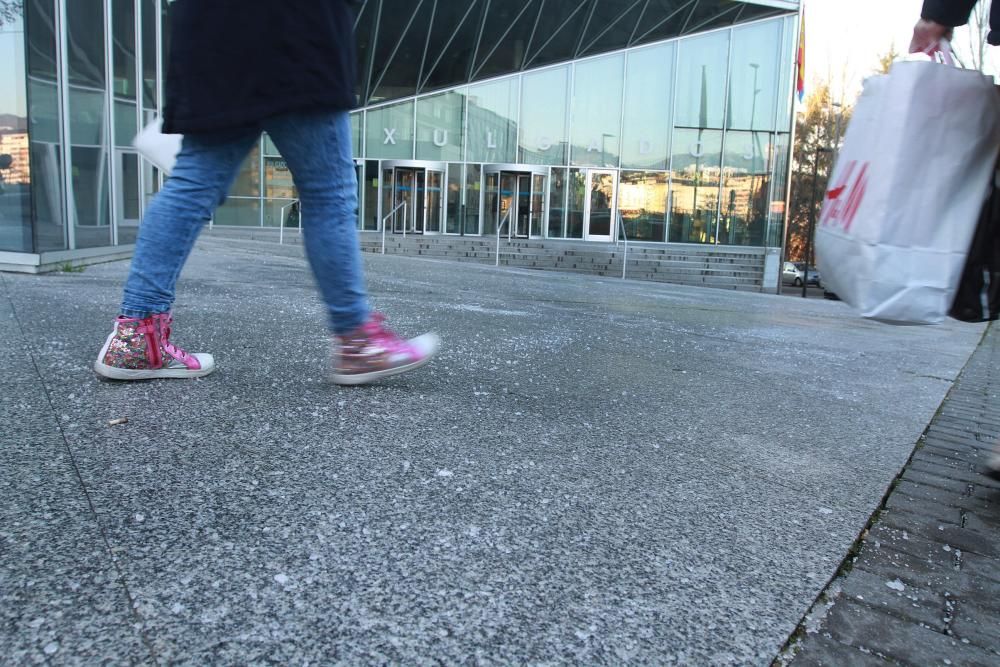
[350,112,362,158]
[768,132,791,248]
[464,163,481,234]
[548,167,566,238]
[466,78,517,163]
[527,1,589,69]
[622,42,675,170]
[475,2,537,80]
[362,160,379,231]
[720,130,772,246]
[114,100,138,145]
[381,166,393,230]
[263,199,299,229]
[684,1,742,36]
[516,174,530,237]
[370,4,431,102]
[571,53,623,167]
[25,0,64,251]
[426,170,443,232]
[366,100,414,160]
[413,169,425,232]
[499,172,515,235]
[112,0,136,98]
[141,0,156,108]
[118,152,141,244]
[631,0,693,48]
[483,171,499,236]
[421,2,483,93]
[263,133,280,156]
[619,171,668,242]
[567,168,585,238]
[519,65,568,165]
[446,163,462,233]
[264,156,295,199]
[531,173,545,237]
[775,17,797,133]
[0,8,32,252]
[587,172,614,237]
[579,0,646,57]
[214,198,260,226]
[416,91,464,161]
[230,143,261,197]
[728,21,782,132]
[669,128,722,244]
[67,0,111,248]
[675,30,729,130]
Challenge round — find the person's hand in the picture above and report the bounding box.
[909,18,953,54]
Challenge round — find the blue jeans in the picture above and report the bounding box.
[121,111,369,334]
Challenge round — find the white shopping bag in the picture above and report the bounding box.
[815,57,1000,324]
[132,118,182,176]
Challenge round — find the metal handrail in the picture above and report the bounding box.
[495,208,513,267]
[616,210,628,280]
[380,201,406,255]
[278,199,300,245]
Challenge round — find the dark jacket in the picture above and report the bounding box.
[162,0,357,135]
[922,0,1000,45]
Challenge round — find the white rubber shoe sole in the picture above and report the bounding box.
[330,333,440,386]
[94,331,215,380]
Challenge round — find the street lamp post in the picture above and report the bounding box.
[802,145,832,298]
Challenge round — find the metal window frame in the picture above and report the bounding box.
[104,0,119,246]
[55,0,75,250]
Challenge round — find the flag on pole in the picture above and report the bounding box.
[796,7,806,102]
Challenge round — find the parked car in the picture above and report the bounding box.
[806,266,821,287]
[781,261,804,286]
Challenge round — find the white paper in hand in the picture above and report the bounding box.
[132,118,182,175]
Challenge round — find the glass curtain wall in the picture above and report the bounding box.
[0,6,32,252]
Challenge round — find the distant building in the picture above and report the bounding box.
[0,1,800,279]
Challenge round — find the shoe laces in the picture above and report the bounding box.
[356,312,416,356]
[153,313,193,364]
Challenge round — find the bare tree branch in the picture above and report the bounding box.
[0,1,24,28]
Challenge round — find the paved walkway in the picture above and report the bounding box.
[0,238,991,664]
[784,326,1000,666]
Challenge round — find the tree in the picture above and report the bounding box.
[0,1,23,27]
[876,44,900,75]
[786,83,851,263]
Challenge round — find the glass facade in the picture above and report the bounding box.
[1,0,799,267]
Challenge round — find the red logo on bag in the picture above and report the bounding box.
[820,161,868,232]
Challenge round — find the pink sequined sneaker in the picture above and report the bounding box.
[94,313,215,380]
[331,312,439,385]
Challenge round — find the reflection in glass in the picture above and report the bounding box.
[364,160,379,230]
[519,66,568,165]
[214,198,261,227]
[118,152,141,243]
[619,171,668,242]
[719,131,772,246]
[531,173,545,237]
[587,172,615,237]
[67,0,111,249]
[567,168,585,238]
[113,0,137,98]
[464,163,481,235]
[365,100,413,160]
[768,133,791,248]
[548,167,566,238]
[0,10,32,252]
[426,169,443,233]
[483,171,499,236]
[669,128,722,244]
[230,143,261,198]
[674,31,729,130]
[570,54,623,168]
[350,112,362,157]
[728,21,781,131]
[467,78,517,163]
[622,42,675,170]
[263,155,297,228]
[446,163,462,233]
[141,0,157,108]
[416,92,464,161]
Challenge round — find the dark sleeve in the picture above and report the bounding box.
[921,0,978,26]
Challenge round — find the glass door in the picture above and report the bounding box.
[392,167,427,233]
[585,170,617,242]
[530,173,546,238]
[515,174,530,238]
[426,169,443,233]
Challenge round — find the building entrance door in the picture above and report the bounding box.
[379,162,445,234]
[585,170,617,242]
[484,165,547,238]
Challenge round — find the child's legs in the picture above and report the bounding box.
[262,111,369,334]
[120,130,259,318]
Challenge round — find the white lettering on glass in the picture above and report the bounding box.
[486,131,498,149]
[538,136,552,151]
[689,141,705,159]
[638,139,652,155]
[433,129,448,147]
[587,138,600,152]
[383,128,397,145]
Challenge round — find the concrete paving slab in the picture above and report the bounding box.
[0,238,987,664]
